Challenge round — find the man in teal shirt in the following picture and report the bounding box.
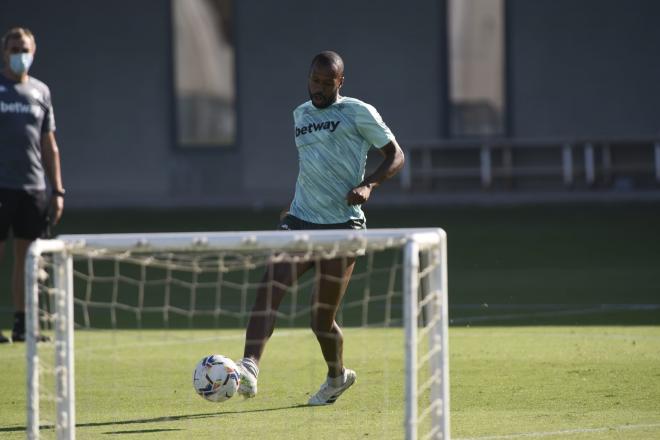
[235,51,404,405]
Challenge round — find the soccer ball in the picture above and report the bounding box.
[192,354,240,402]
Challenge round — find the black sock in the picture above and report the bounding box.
[13,311,26,332]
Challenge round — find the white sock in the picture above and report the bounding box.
[239,357,259,378]
[328,369,346,387]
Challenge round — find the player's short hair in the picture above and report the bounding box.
[2,27,35,50]
[310,50,344,76]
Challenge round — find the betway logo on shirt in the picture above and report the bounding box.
[295,120,340,137]
[0,101,35,114]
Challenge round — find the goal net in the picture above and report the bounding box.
[25,228,449,440]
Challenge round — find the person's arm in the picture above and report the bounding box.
[346,139,405,206]
[41,131,64,225]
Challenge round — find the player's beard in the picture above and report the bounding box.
[309,89,337,109]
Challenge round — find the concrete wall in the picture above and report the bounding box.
[236,0,445,200]
[3,0,659,208]
[1,0,445,208]
[1,0,245,207]
[507,0,660,138]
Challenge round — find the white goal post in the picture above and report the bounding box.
[25,228,449,440]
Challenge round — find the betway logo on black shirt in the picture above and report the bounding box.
[295,120,340,137]
[0,101,34,114]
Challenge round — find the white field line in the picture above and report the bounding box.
[453,329,660,342]
[456,422,660,440]
[450,304,660,325]
[3,326,659,361]
[4,325,658,361]
[0,328,312,360]
[3,327,397,360]
[77,328,314,353]
[451,304,660,311]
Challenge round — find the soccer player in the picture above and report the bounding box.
[0,28,64,343]
[235,50,404,405]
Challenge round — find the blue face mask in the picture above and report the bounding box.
[9,53,33,75]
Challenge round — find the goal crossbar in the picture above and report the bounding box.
[55,228,445,252]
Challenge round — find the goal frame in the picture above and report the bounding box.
[25,228,449,440]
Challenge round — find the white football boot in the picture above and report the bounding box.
[236,357,259,398]
[308,368,356,406]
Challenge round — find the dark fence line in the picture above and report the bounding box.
[400,137,660,191]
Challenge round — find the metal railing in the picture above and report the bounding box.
[399,137,660,190]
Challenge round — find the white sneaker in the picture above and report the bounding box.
[236,358,258,398]
[308,369,356,406]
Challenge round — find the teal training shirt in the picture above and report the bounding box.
[289,96,395,224]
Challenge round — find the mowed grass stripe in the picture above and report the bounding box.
[455,422,660,440]
[1,327,659,439]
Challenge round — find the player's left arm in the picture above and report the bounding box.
[346,139,405,206]
[41,131,65,224]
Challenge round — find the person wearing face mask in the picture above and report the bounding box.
[0,27,64,344]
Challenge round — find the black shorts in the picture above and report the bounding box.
[277,214,366,231]
[0,188,50,241]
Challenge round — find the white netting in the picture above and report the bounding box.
[28,229,448,440]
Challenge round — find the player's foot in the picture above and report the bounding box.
[11,312,50,343]
[11,317,24,342]
[236,357,259,398]
[10,330,51,343]
[0,331,10,344]
[308,368,356,406]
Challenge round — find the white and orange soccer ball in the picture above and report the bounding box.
[192,354,240,402]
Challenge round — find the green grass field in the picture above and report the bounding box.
[1,326,659,439]
[2,203,660,324]
[1,203,659,438]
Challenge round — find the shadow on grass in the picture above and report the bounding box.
[0,403,311,434]
[104,428,183,435]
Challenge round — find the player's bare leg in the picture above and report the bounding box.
[243,261,313,361]
[308,257,357,405]
[238,260,313,397]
